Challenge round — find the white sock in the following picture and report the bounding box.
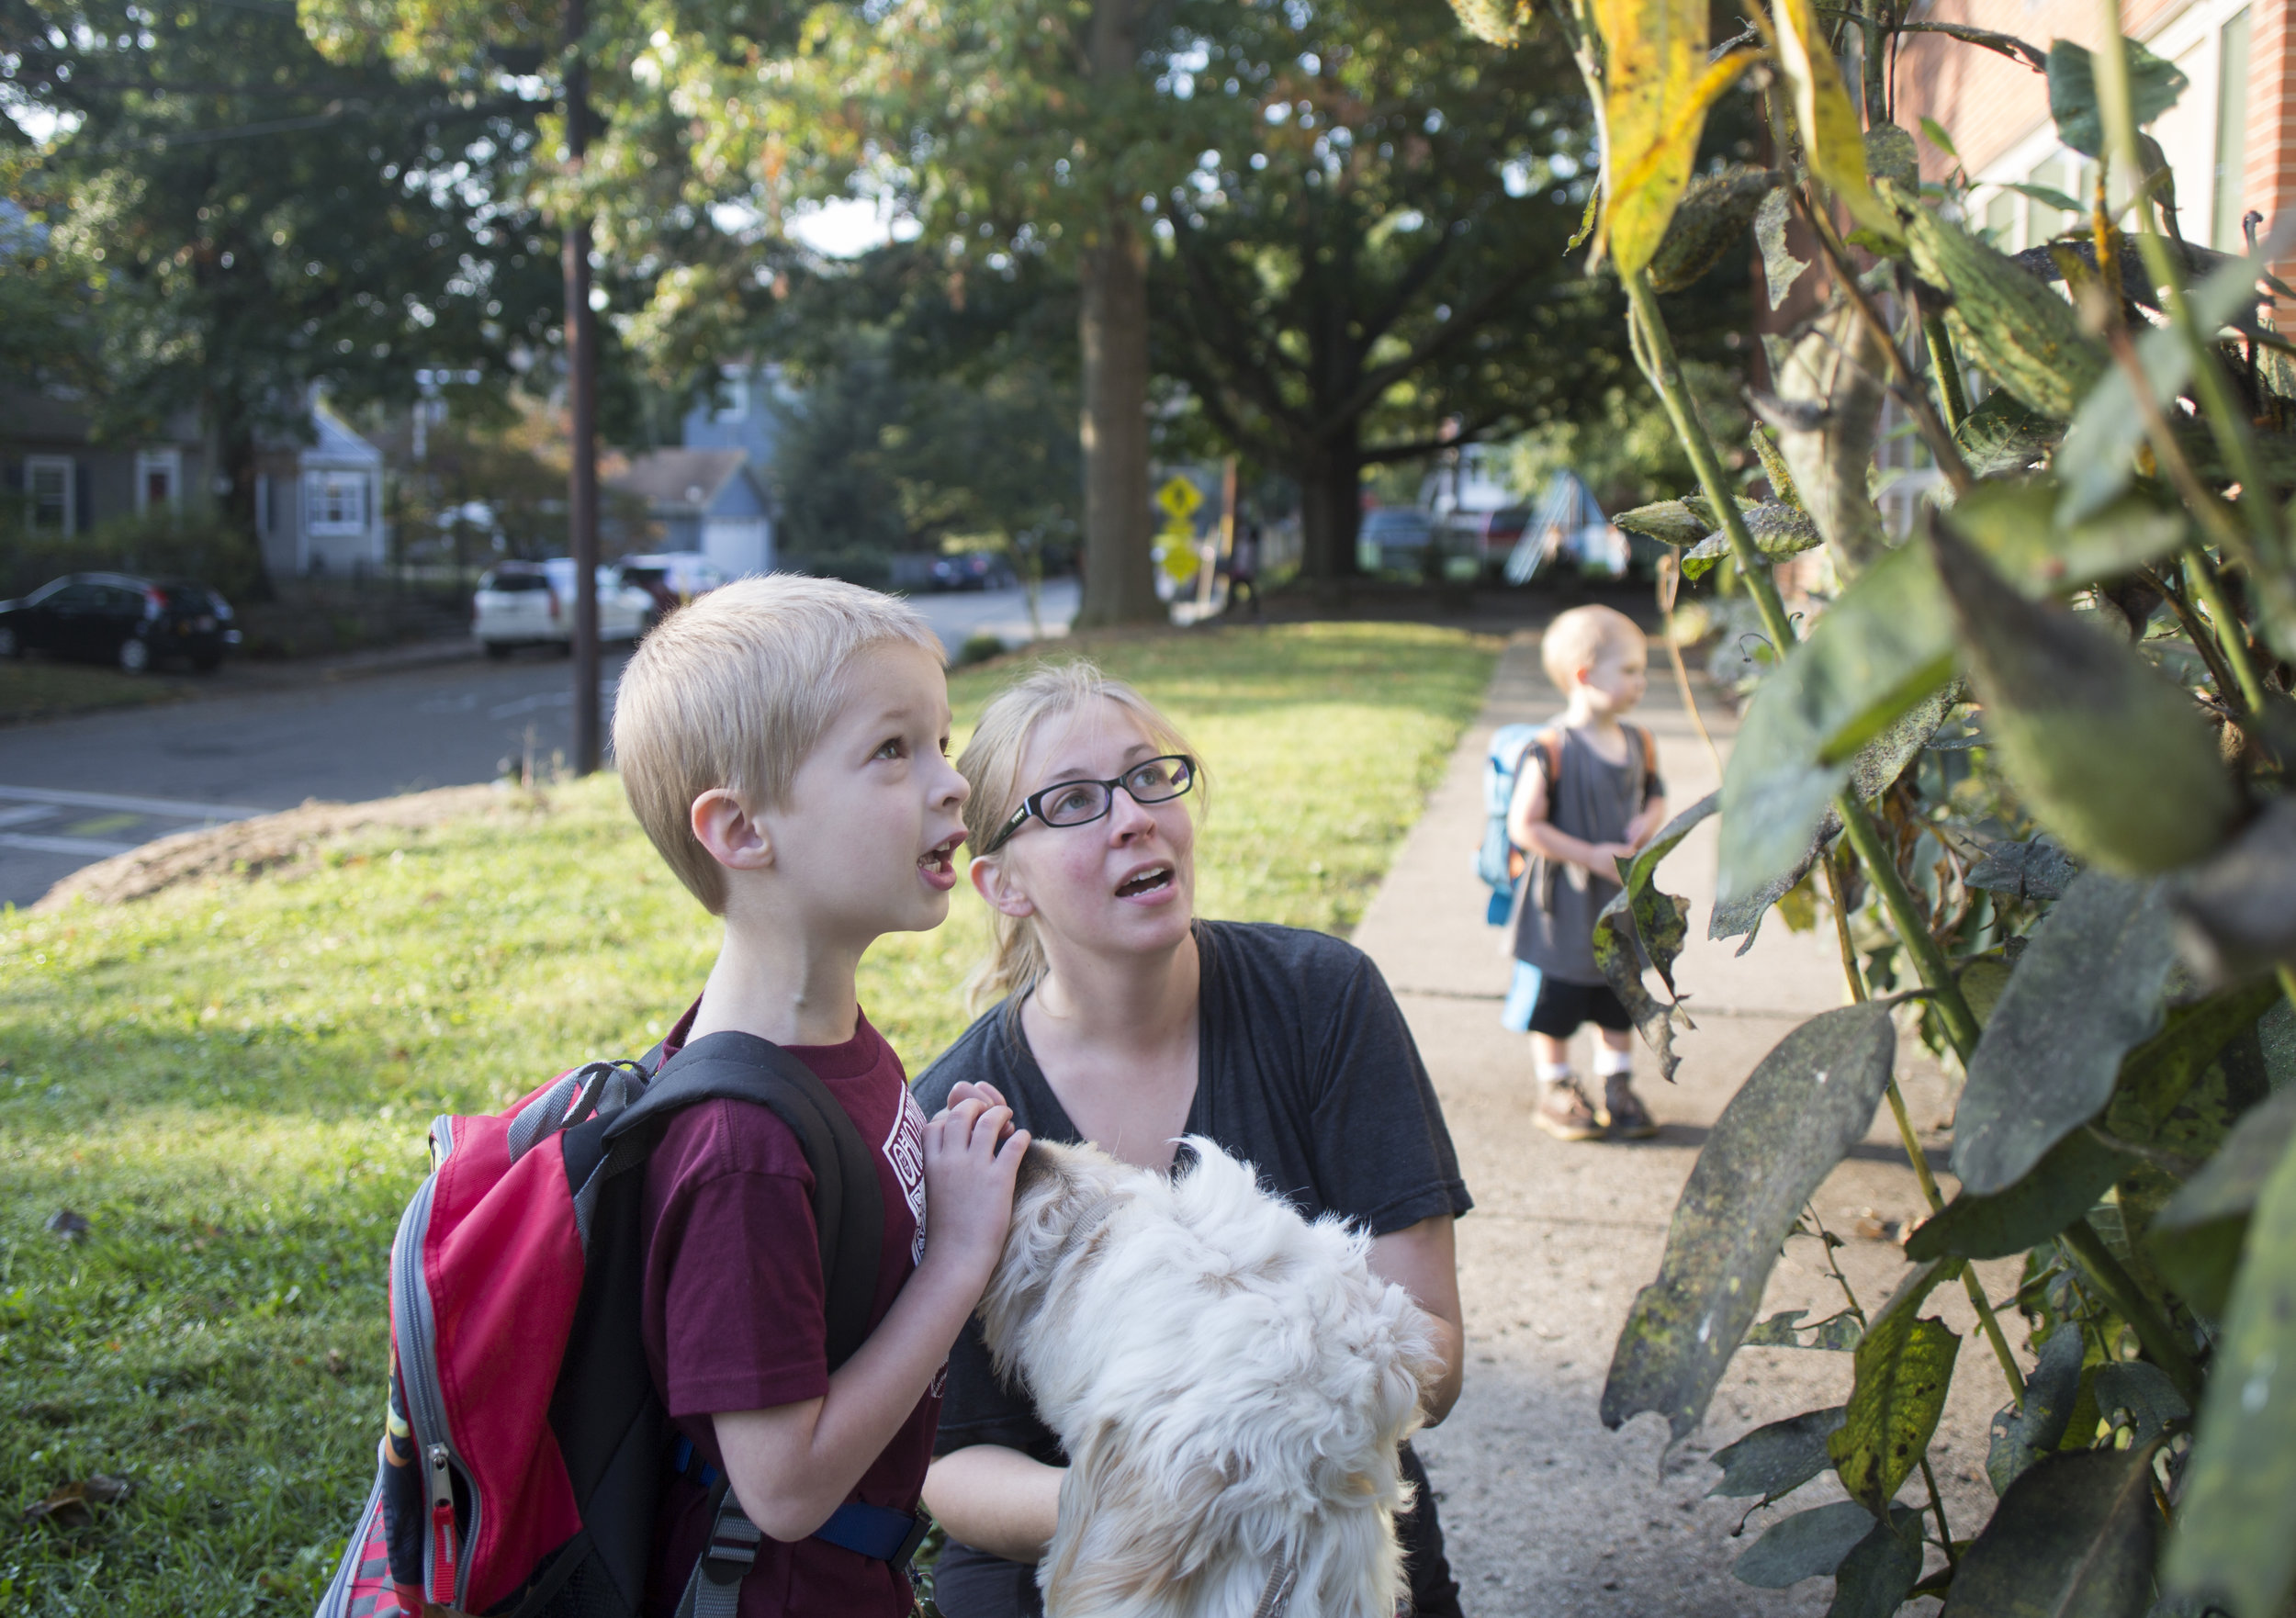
[1593,1047,1634,1079]
[1536,1061,1573,1086]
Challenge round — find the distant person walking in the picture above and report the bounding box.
[1224,521,1262,619]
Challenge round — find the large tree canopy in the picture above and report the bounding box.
[3,0,563,527]
[1149,0,1645,581]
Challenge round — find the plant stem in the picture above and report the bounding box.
[1921,310,1969,433]
[1829,809,2027,1402]
[2176,540,2271,713]
[1656,557,1724,773]
[1624,268,1797,656]
[1918,1454,1958,1566]
[1836,800,1983,1060]
[2060,1218,2203,1404]
[1791,191,1976,497]
[2092,0,2296,658]
[2141,561,2249,711]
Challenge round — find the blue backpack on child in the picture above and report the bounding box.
[1475,724,1548,926]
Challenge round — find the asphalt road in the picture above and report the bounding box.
[0,579,1075,910]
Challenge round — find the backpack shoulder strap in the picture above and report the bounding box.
[1535,726,1564,790]
[609,1030,885,1373]
[1634,725,1659,797]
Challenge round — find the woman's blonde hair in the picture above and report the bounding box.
[957,661,1202,1014]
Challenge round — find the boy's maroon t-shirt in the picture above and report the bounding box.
[638,1003,937,1618]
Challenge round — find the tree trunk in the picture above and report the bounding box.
[1074,0,1160,629]
[1296,434,1363,592]
[565,0,602,775]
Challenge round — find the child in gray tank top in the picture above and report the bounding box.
[1503,605,1667,1140]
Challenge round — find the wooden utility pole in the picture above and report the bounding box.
[564,0,602,774]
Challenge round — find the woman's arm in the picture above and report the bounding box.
[1367,1214,1466,1425]
[921,1444,1064,1561]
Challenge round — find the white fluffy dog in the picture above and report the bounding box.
[975,1136,1440,1618]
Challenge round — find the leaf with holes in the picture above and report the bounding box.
[1829,1511,1926,1618]
[1942,1448,2160,1618]
[1602,1004,1896,1442]
[1649,165,1782,293]
[1829,1262,1962,1518]
[1908,1129,2137,1263]
[1985,1322,2089,1495]
[1735,1501,1919,1589]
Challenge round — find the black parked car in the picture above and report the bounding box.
[0,572,241,673]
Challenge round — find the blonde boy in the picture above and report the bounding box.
[1504,604,1668,1141]
[613,576,1028,1618]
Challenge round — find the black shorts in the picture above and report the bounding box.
[1528,976,1633,1038]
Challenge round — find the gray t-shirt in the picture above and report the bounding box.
[1510,724,1662,983]
[910,919,1472,1467]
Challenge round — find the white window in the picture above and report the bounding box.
[2212,7,2254,249]
[305,470,368,534]
[135,449,182,514]
[24,455,73,534]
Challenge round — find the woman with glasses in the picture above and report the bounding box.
[912,660,1471,1618]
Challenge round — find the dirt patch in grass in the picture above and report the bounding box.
[33,782,539,910]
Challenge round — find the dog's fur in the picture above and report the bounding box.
[976,1137,1441,1618]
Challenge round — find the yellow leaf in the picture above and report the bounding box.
[1768,0,1901,242]
[1593,0,1707,276]
[1608,51,1765,216]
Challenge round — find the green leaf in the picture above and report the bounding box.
[1900,21,2047,72]
[2046,37,2190,160]
[1602,1004,1897,1442]
[1951,871,2178,1196]
[1898,191,2111,419]
[1613,498,1714,544]
[1770,0,1898,240]
[1929,515,2239,875]
[1828,1512,1926,1618]
[1761,303,1890,576]
[1985,1322,2088,1495]
[1735,1500,1919,1588]
[1592,792,1715,1078]
[1710,1405,1848,1502]
[1954,391,2062,477]
[2005,181,2088,216]
[1964,837,2078,902]
[1746,1308,1866,1350]
[2166,1114,2296,1616]
[1681,500,1823,578]
[1756,185,1810,311]
[2170,799,2296,985]
[2091,1361,2190,1445]
[1649,166,1784,293]
[1908,1128,2137,1262]
[1713,478,2178,908]
[1829,1261,1962,1517]
[1919,116,1960,159]
[2104,981,2283,1140]
[2058,249,2278,523]
[1941,1448,2161,1618]
[2152,1085,2296,1318]
[1863,124,1919,188]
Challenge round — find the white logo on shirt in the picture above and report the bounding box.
[884,1084,929,1264]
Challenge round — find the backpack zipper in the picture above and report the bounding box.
[389,1115,480,1611]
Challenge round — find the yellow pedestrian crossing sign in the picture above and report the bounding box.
[1156,477,1203,522]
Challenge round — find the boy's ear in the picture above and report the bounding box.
[970,854,1035,920]
[691,789,773,872]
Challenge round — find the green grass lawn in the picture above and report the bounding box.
[0,623,1495,1614]
[1,661,205,728]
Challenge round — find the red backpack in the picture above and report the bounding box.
[313,1030,913,1618]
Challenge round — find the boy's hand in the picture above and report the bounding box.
[921,1098,1030,1284]
[1593,841,1640,874]
[940,1081,1016,1142]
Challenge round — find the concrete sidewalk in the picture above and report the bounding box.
[1351,633,2026,1615]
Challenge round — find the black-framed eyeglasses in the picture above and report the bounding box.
[983,755,1197,854]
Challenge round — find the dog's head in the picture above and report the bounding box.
[977,1138,1140,1380]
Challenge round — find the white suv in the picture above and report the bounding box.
[473,559,657,657]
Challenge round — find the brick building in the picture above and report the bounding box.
[1896,0,2281,265]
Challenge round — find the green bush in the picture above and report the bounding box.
[0,508,269,605]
